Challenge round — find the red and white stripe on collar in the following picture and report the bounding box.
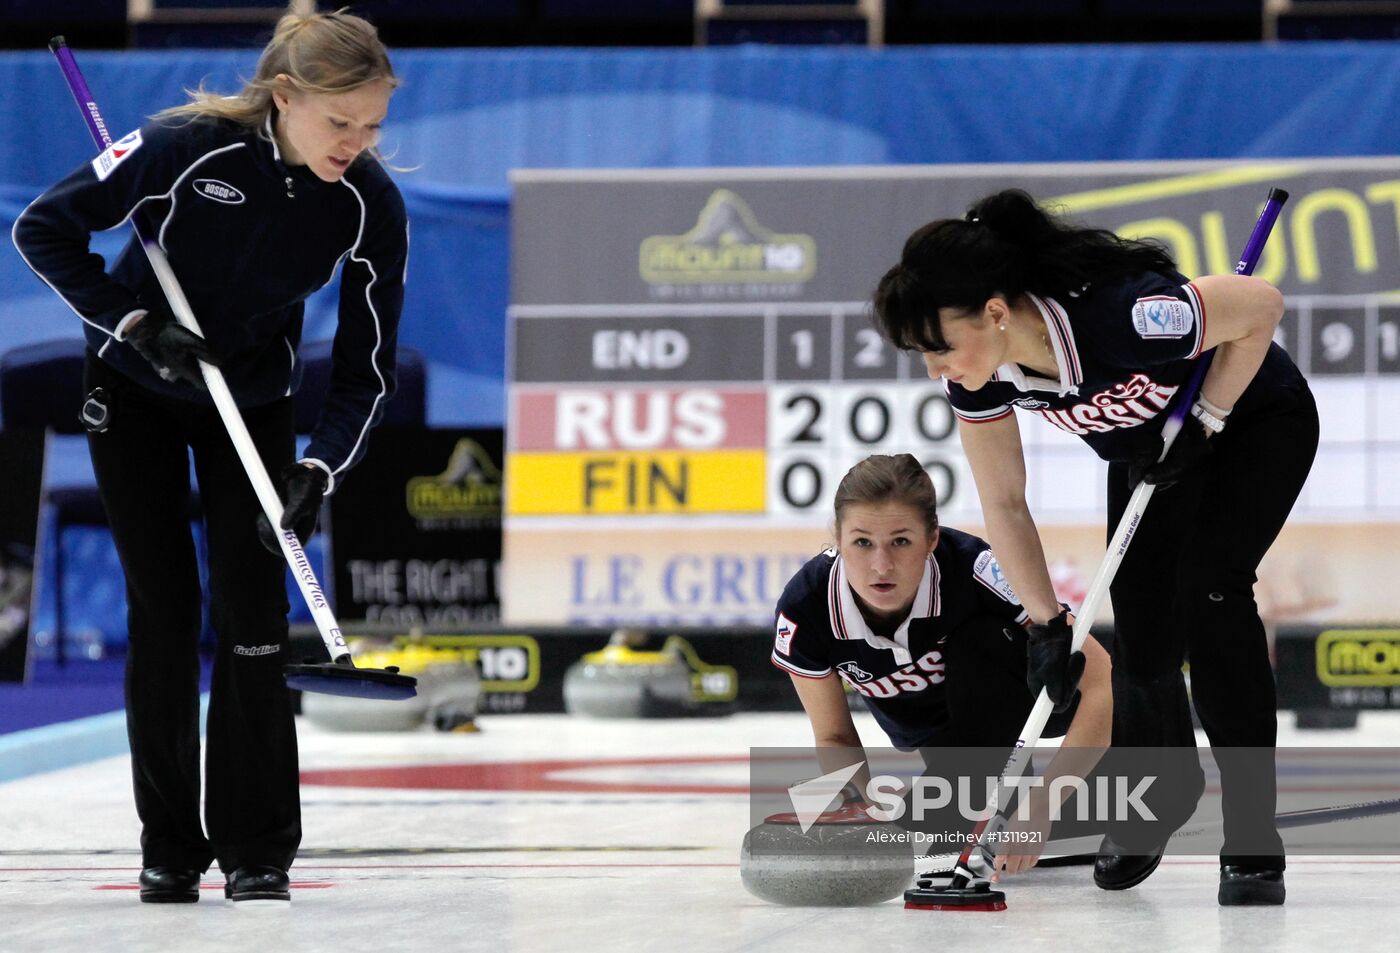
[1029,293,1084,392]
[828,552,939,642]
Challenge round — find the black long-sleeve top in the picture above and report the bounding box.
[12,114,409,491]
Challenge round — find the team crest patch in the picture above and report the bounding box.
[90,129,142,182]
[973,550,1020,605]
[775,613,798,655]
[193,178,245,205]
[1131,296,1194,339]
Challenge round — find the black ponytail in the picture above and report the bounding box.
[872,189,1177,352]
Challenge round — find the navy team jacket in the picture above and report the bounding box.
[945,272,1307,464]
[772,526,1028,748]
[12,115,409,491]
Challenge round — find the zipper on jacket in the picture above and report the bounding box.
[285,176,295,198]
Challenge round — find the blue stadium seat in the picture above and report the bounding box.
[0,338,86,436]
[0,339,161,663]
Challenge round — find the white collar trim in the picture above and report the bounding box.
[993,294,1084,395]
[264,113,283,162]
[828,553,940,667]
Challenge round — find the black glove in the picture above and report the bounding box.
[1127,417,1214,491]
[257,463,329,555]
[123,302,220,389]
[1026,609,1084,714]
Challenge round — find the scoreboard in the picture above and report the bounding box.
[509,304,977,521]
[505,162,1400,625]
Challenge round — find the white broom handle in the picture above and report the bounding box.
[144,246,351,665]
[48,36,350,666]
[962,191,1291,871]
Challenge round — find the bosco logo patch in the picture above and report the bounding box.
[193,179,246,205]
[775,613,798,655]
[973,550,1020,605]
[1131,296,1194,339]
[837,660,873,682]
[90,129,143,182]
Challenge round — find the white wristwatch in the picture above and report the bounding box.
[1191,397,1229,434]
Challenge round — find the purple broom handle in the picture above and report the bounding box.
[49,37,113,150]
[1166,187,1290,429]
[48,36,163,249]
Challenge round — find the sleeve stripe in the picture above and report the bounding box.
[329,177,393,488]
[770,652,832,679]
[1184,281,1207,359]
[953,406,1013,424]
[11,200,117,340]
[10,141,246,341]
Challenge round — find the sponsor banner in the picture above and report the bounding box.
[513,162,1400,305]
[511,387,767,451]
[501,521,1400,627]
[638,189,816,286]
[507,450,767,515]
[1317,629,1400,688]
[288,625,795,715]
[330,428,503,625]
[1277,626,1400,711]
[502,525,829,625]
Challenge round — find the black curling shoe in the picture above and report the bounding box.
[225,865,290,904]
[1219,866,1285,906]
[1093,835,1164,891]
[138,866,200,903]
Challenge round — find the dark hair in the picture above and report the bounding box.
[871,189,1177,352]
[834,454,938,537]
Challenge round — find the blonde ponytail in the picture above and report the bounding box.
[154,7,397,143]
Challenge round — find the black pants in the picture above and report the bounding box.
[1106,382,1319,865]
[918,614,1080,749]
[902,616,1085,842]
[85,355,301,875]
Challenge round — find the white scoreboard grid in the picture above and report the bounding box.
[504,162,1400,625]
[507,294,1400,524]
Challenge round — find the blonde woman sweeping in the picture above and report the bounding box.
[13,9,407,904]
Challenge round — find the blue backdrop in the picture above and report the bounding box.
[3,42,1399,655]
[5,42,1400,430]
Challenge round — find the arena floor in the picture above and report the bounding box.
[2,709,1397,953]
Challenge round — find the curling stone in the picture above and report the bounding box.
[740,820,915,906]
[563,629,695,718]
[301,645,481,732]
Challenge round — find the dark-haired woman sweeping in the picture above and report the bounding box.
[872,190,1317,905]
